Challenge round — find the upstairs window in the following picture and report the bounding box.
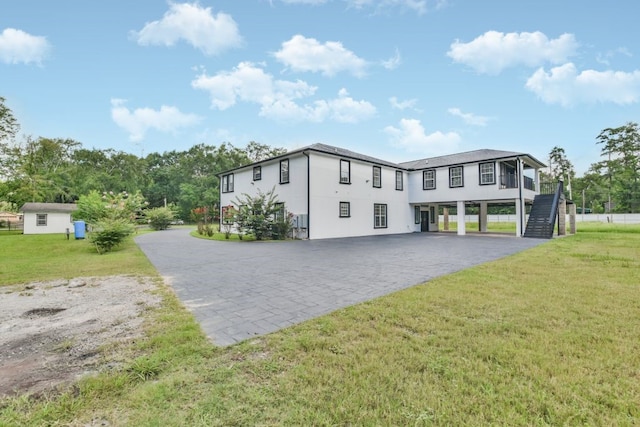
[395,170,403,191]
[253,166,262,181]
[449,166,463,188]
[373,166,381,188]
[280,159,289,184]
[222,173,234,193]
[340,159,351,184]
[423,169,436,190]
[479,162,495,185]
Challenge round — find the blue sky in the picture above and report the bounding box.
[2,0,639,175]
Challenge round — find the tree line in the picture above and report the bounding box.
[0,96,286,220]
[1,96,639,216]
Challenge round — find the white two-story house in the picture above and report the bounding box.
[218,143,546,239]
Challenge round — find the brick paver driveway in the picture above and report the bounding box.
[136,229,544,346]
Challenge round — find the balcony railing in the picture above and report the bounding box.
[500,174,536,191]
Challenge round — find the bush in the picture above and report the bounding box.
[88,218,135,254]
[145,207,175,230]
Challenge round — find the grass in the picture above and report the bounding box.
[0,232,157,286]
[1,228,639,425]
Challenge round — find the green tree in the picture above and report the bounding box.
[546,146,576,199]
[0,96,19,142]
[595,122,640,212]
[145,206,176,230]
[233,187,290,240]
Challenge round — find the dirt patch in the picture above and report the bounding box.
[0,276,161,398]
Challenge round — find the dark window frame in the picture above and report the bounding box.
[449,166,464,188]
[274,202,285,222]
[253,166,262,181]
[479,162,495,185]
[36,213,47,226]
[430,206,436,224]
[221,173,234,193]
[423,169,436,190]
[395,170,403,191]
[339,201,350,218]
[340,159,351,184]
[374,203,387,229]
[372,166,382,188]
[414,206,420,224]
[280,159,290,184]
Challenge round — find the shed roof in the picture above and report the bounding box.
[20,203,78,213]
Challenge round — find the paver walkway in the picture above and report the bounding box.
[135,229,544,346]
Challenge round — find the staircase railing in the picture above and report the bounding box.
[548,181,564,227]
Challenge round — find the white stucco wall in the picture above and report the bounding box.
[407,161,537,204]
[308,152,413,239]
[23,212,74,234]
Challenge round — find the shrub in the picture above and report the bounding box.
[145,207,175,230]
[88,218,135,254]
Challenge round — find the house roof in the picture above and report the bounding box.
[219,144,546,175]
[20,203,78,213]
[399,149,546,170]
[304,143,400,168]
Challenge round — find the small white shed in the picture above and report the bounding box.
[20,203,77,235]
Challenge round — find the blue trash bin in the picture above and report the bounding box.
[74,220,86,239]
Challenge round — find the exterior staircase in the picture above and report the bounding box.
[524,182,563,239]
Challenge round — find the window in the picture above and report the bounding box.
[36,214,47,226]
[449,166,463,188]
[280,159,289,184]
[423,169,436,190]
[373,166,381,188]
[253,166,262,181]
[221,205,235,224]
[430,206,436,223]
[479,162,495,185]
[339,201,350,218]
[374,203,387,228]
[340,159,351,184]
[395,170,403,190]
[221,173,234,193]
[414,206,420,224]
[274,203,285,222]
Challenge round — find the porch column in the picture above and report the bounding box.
[515,199,522,237]
[558,198,567,236]
[443,207,449,231]
[457,200,466,236]
[569,202,576,234]
[479,202,488,232]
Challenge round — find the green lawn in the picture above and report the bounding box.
[1,227,639,425]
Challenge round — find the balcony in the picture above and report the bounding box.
[500,175,536,191]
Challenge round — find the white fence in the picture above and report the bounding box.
[441,214,640,224]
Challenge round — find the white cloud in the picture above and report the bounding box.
[447,31,578,75]
[596,47,632,66]
[110,99,201,141]
[192,62,376,123]
[0,28,51,65]
[131,2,242,55]
[389,96,417,110]
[382,48,401,70]
[525,63,640,106]
[273,34,367,77]
[384,118,460,154]
[345,0,429,14]
[447,107,490,126]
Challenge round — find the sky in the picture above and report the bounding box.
[2,0,639,175]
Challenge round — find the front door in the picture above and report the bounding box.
[420,211,429,232]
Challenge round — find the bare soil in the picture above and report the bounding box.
[0,276,161,398]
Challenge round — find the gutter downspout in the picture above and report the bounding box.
[303,151,310,239]
[518,157,524,237]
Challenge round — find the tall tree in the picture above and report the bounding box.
[595,122,640,212]
[547,146,576,199]
[0,96,19,142]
